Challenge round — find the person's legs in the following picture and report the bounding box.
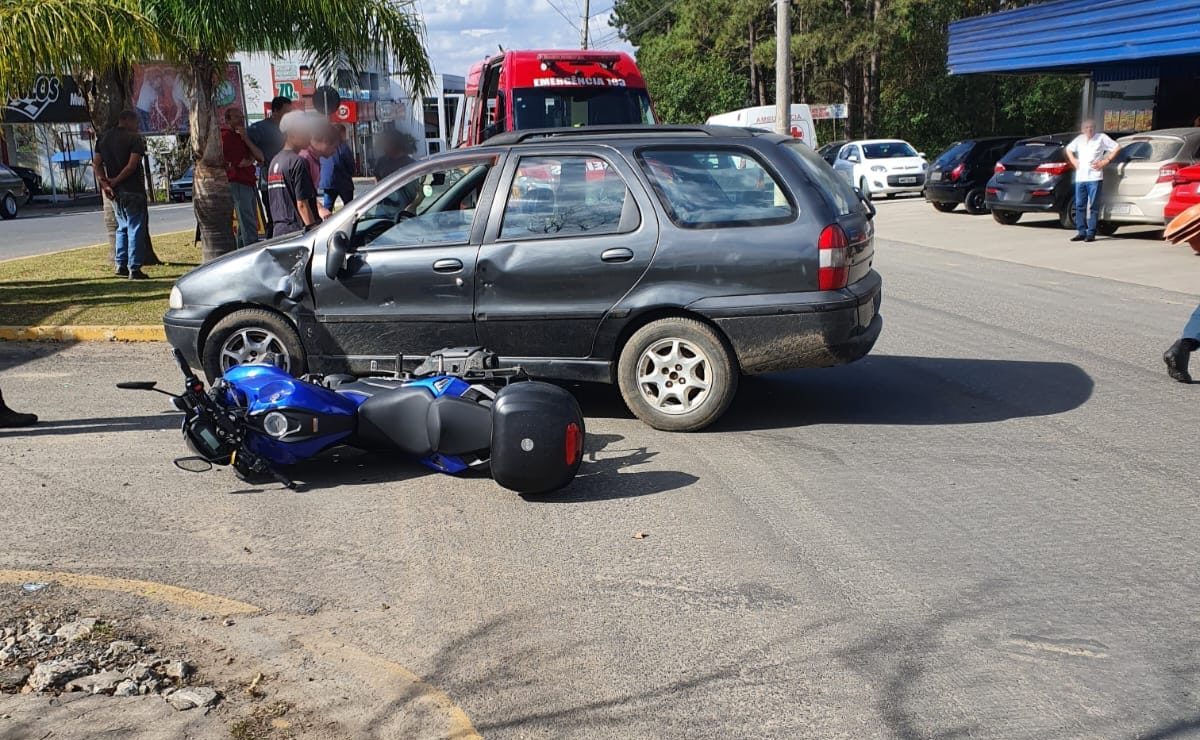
[232,183,259,247]
[1163,304,1200,383]
[0,386,37,427]
[1073,183,1088,239]
[1085,180,1101,238]
[113,199,131,273]
[123,195,148,273]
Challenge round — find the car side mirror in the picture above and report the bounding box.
[848,155,859,163]
[326,230,352,280]
[918,152,927,159]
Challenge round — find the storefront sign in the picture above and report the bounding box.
[3,75,90,124]
[809,104,848,120]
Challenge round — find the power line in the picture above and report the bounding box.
[544,0,580,31]
[591,0,678,47]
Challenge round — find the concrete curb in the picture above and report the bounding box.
[0,325,165,342]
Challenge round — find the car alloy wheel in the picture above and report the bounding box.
[965,188,987,215]
[635,338,712,416]
[219,327,292,373]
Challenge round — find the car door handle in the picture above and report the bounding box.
[601,248,634,263]
[432,258,463,273]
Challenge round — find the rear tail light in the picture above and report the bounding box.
[1158,163,1181,184]
[986,187,999,196]
[994,162,1006,174]
[1031,189,1052,197]
[950,163,965,182]
[818,224,849,291]
[1035,162,1071,177]
[564,422,582,466]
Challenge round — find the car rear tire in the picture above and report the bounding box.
[0,193,18,220]
[1058,205,1076,230]
[964,188,988,215]
[201,309,306,383]
[992,209,1021,225]
[1097,221,1119,236]
[931,201,957,213]
[617,318,738,432]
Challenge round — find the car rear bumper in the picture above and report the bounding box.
[925,183,969,203]
[690,270,883,374]
[1100,193,1168,225]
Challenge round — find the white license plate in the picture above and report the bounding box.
[899,176,917,184]
[930,172,942,182]
[1110,204,1131,215]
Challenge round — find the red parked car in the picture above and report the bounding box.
[1165,163,1200,222]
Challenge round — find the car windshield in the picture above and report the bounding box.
[1115,137,1184,163]
[933,141,973,168]
[862,141,918,159]
[512,87,656,128]
[781,141,861,216]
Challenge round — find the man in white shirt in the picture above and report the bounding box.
[1063,119,1120,243]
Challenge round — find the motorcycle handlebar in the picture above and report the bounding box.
[173,348,197,382]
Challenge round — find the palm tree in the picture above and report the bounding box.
[1,0,432,262]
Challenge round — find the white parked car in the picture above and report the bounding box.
[832,139,927,199]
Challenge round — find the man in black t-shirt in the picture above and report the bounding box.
[266,111,321,237]
[93,110,150,278]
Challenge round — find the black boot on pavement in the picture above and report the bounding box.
[1163,339,1199,384]
[129,269,149,280]
[0,392,38,428]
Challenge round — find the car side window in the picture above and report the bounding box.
[839,146,853,161]
[352,161,493,250]
[638,147,795,229]
[499,155,635,240]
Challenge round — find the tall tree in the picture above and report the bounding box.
[1,0,433,263]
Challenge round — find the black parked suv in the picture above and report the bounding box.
[925,137,1020,214]
[164,125,882,431]
[984,133,1078,228]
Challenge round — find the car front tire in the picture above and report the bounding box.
[1059,205,1076,230]
[0,193,18,220]
[992,209,1021,225]
[201,308,306,383]
[617,317,738,432]
[932,201,957,213]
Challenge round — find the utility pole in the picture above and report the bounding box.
[581,0,590,49]
[775,0,792,136]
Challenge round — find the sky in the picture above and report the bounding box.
[415,0,636,78]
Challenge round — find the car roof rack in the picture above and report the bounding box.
[484,124,761,146]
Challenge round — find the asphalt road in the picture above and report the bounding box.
[0,201,196,260]
[2,236,1199,737]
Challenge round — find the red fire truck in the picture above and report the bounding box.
[456,50,656,147]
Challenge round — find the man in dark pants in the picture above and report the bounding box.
[93,110,150,279]
[1163,305,1200,383]
[0,388,36,428]
[248,96,294,233]
[266,111,322,238]
[1063,119,1120,243]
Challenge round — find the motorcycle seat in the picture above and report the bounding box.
[356,387,436,456]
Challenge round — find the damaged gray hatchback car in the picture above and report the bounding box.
[164,125,882,431]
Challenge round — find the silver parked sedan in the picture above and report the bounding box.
[1100,128,1200,230]
[0,164,30,219]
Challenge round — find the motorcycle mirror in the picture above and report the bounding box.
[173,456,213,473]
[117,381,158,391]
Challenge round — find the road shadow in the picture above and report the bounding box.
[714,355,1092,432]
[0,412,178,439]
[568,355,1093,432]
[523,432,697,503]
[0,341,78,372]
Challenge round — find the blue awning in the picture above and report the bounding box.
[948,0,1200,75]
[50,149,93,163]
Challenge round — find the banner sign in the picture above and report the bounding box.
[132,62,245,134]
[809,104,848,121]
[3,75,91,124]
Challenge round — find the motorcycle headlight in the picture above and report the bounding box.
[262,411,290,438]
[870,165,888,173]
[168,286,184,310]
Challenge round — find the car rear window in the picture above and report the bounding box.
[933,141,973,168]
[1115,137,1184,163]
[638,148,795,229]
[780,141,859,216]
[1001,141,1065,165]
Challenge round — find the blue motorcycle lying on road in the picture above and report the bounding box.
[118,348,585,495]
